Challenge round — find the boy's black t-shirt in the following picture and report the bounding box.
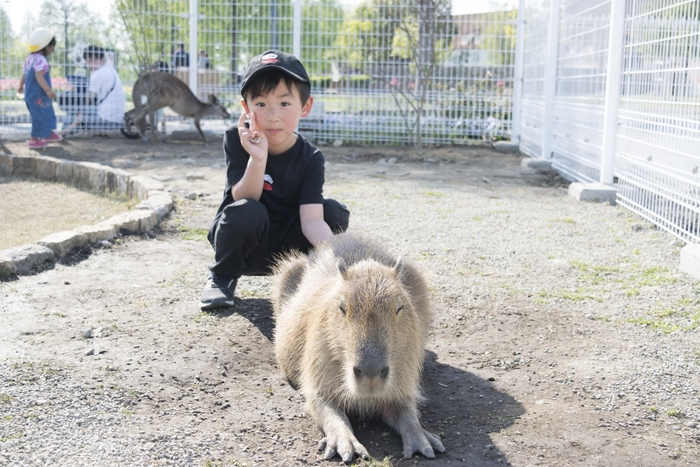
[217,127,325,226]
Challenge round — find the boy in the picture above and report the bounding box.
[200,50,350,310]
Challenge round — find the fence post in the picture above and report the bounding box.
[600,0,626,185]
[189,0,199,99]
[293,0,302,58]
[511,0,527,143]
[189,0,199,131]
[541,0,560,159]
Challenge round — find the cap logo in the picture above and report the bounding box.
[261,53,279,64]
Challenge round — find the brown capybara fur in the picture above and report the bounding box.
[272,234,445,462]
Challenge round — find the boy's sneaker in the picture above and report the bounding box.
[199,272,237,310]
[27,139,47,149]
[46,131,63,142]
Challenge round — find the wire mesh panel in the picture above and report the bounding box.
[0,0,517,145]
[550,0,611,182]
[518,0,550,158]
[615,0,700,243]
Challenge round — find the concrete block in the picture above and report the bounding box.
[136,191,174,219]
[106,210,158,233]
[680,244,700,280]
[37,230,89,258]
[72,161,106,191]
[494,141,520,153]
[568,182,617,205]
[520,157,553,173]
[76,223,117,244]
[0,153,13,176]
[104,168,131,196]
[55,159,75,185]
[129,175,164,200]
[12,155,37,177]
[34,156,59,181]
[3,244,55,275]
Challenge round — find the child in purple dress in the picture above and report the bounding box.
[18,28,63,149]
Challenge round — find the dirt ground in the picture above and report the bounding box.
[1,134,699,467]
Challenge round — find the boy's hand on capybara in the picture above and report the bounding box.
[318,430,370,463]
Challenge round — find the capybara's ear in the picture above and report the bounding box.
[393,257,404,277]
[337,258,349,280]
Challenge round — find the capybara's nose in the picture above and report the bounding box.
[354,365,390,379]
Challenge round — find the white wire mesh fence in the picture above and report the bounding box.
[0,0,517,145]
[515,0,700,244]
[615,0,700,244]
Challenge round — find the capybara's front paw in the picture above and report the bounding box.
[318,431,370,464]
[402,428,446,459]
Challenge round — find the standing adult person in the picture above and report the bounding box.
[172,43,190,68]
[62,45,125,134]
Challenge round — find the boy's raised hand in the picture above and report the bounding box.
[238,111,267,162]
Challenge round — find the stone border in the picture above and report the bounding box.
[0,153,174,277]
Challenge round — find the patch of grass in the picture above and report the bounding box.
[0,177,136,250]
[539,288,599,302]
[358,456,395,467]
[422,190,445,198]
[636,266,675,287]
[1,394,11,403]
[667,407,681,417]
[552,217,576,224]
[627,301,700,333]
[178,226,208,242]
[569,260,620,285]
[1,432,23,442]
[472,215,483,221]
[627,317,680,333]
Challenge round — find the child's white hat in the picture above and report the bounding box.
[29,28,54,53]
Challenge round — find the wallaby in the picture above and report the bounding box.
[121,71,230,142]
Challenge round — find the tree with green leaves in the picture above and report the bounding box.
[335,0,454,154]
[37,0,108,77]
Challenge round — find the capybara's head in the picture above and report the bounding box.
[334,257,424,406]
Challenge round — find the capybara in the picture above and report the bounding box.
[272,233,445,462]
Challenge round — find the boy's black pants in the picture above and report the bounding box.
[207,198,350,278]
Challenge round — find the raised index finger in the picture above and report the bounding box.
[248,111,258,134]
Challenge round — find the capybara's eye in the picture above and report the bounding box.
[396,298,404,314]
[339,298,347,315]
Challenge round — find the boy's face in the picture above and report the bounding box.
[241,78,313,155]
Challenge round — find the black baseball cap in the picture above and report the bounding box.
[240,50,310,96]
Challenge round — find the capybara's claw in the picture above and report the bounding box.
[318,433,368,463]
[402,428,445,459]
[341,450,354,463]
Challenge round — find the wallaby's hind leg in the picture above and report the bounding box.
[148,108,159,141]
[194,118,207,143]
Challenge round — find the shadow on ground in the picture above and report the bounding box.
[350,350,524,465]
[212,296,524,465]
